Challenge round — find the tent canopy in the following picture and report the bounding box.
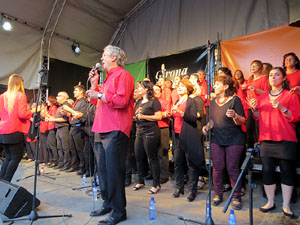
[0,0,296,89]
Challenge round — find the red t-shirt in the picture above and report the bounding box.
[157,96,170,128]
[40,119,48,133]
[246,76,269,109]
[257,90,300,142]
[172,101,187,134]
[286,69,300,88]
[91,66,135,138]
[47,105,57,130]
[171,89,179,107]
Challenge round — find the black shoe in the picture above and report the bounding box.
[53,165,63,169]
[49,163,57,168]
[259,204,276,213]
[282,208,296,219]
[65,167,78,173]
[144,175,153,180]
[232,198,242,210]
[90,207,112,217]
[59,167,71,171]
[77,170,85,175]
[85,172,94,177]
[213,195,223,206]
[173,189,184,198]
[160,178,169,184]
[125,177,132,187]
[187,192,196,202]
[98,214,127,225]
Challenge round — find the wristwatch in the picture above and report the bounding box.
[97,92,103,99]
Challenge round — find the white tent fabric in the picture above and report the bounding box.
[119,0,290,64]
[0,0,295,89]
[0,0,140,88]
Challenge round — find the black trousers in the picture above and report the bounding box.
[47,129,58,163]
[95,131,128,218]
[84,133,95,175]
[56,126,70,168]
[126,130,137,177]
[25,141,36,160]
[69,127,85,170]
[173,133,199,193]
[246,109,259,148]
[39,132,48,163]
[0,141,24,182]
[135,126,161,187]
[158,127,170,179]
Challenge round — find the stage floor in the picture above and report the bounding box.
[1,159,300,225]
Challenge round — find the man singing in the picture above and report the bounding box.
[86,45,135,225]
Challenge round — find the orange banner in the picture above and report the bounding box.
[221,24,300,79]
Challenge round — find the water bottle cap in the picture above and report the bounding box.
[151,197,154,201]
[230,209,234,214]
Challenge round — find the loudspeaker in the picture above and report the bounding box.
[0,179,40,218]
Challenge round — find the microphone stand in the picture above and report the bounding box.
[2,67,72,224]
[222,146,259,225]
[177,41,215,225]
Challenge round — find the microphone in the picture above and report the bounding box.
[88,63,101,82]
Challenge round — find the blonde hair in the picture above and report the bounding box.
[5,74,25,114]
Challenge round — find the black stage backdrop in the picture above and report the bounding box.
[48,58,90,98]
[147,44,215,83]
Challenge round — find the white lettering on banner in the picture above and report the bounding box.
[155,67,188,80]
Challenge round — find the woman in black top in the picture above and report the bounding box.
[133,80,162,194]
[203,75,245,210]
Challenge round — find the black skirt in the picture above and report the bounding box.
[260,140,297,160]
[0,132,24,144]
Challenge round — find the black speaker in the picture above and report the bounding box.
[0,179,40,218]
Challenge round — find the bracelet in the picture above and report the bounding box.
[97,92,103,99]
[282,108,288,114]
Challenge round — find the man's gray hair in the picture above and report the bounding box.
[104,45,127,67]
[58,91,69,99]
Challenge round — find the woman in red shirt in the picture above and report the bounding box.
[283,52,300,95]
[249,67,300,218]
[246,60,269,148]
[46,96,58,167]
[0,74,32,182]
[172,80,206,202]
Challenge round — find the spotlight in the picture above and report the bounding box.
[72,41,80,54]
[1,16,13,31]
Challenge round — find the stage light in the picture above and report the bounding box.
[72,41,80,54]
[1,16,13,31]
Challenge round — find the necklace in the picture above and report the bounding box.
[269,89,283,97]
[216,97,228,105]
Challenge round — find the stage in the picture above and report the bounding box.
[0,159,299,225]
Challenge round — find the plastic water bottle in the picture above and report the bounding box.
[92,182,98,201]
[40,165,45,175]
[206,203,211,219]
[149,197,156,220]
[228,209,236,225]
[82,174,87,191]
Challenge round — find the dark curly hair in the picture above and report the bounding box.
[218,67,232,77]
[214,75,237,97]
[283,52,300,70]
[269,67,290,90]
[141,80,155,99]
